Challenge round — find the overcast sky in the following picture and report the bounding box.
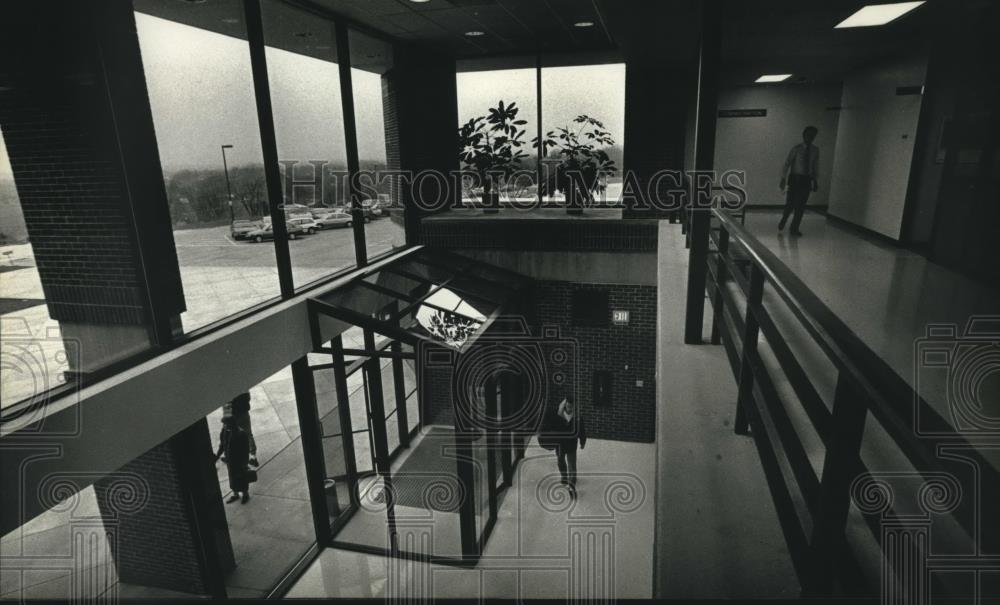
[0,14,624,181]
[135,12,385,173]
[458,63,626,149]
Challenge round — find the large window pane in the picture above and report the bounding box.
[312,362,351,528]
[349,30,405,260]
[133,2,282,331]
[348,369,374,474]
[540,62,626,206]
[456,60,539,207]
[261,1,355,289]
[205,365,314,597]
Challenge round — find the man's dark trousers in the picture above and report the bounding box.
[557,443,577,488]
[780,174,812,232]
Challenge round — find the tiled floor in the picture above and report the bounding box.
[654,221,800,599]
[286,436,656,599]
[743,210,1000,429]
[666,209,999,597]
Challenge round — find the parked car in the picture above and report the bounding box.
[315,210,353,229]
[310,206,335,219]
[325,204,373,223]
[230,219,260,241]
[246,222,306,243]
[278,203,312,217]
[361,199,383,219]
[287,216,320,235]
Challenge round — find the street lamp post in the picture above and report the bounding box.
[221,144,235,223]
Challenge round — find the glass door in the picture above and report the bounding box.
[348,367,376,476]
[316,363,354,530]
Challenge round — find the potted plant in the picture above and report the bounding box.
[458,101,529,214]
[536,115,618,214]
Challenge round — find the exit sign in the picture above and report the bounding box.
[612,310,630,325]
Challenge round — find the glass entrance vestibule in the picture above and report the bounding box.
[300,248,537,564]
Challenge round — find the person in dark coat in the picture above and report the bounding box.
[553,398,586,497]
[230,392,258,467]
[216,416,252,504]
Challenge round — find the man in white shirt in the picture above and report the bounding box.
[779,126,819,236]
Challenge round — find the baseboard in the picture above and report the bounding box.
[745,204,829,214]
[825,213,902,247]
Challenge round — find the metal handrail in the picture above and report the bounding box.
[706,207,996,596]
[712,208,985,471]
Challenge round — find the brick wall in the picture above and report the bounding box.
[422,219,659,252]
[0,96,150,325]
[383,46,460,243]
[381,71,404,233]
[420,281,657,443]
[0,0,184,327]
[532,281,657,443]
[93,420,234,595]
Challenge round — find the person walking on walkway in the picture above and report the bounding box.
[230,392,258,468]
[553,398,586,498]
[216,416,253,504]
[779,126,820,236]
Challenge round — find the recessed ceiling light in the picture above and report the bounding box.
[835,2,924,28]
[574,21,595,28]
[755,74,793,83]
[464,30,485,37]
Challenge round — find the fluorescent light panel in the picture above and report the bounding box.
[835,2,924,28]
[755,74,793,83]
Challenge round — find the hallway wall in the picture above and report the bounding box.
[714,84,842,207]
[827,55,928,240]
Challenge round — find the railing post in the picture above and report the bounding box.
[733,264,764,435]
[683,0,721,345]
[710,226,729,345]
[805,372,868,595]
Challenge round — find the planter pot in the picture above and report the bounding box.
[565,187,588,215]
[482,189,501,214]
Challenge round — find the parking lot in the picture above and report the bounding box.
[172,217,405,329]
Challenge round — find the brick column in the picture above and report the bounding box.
[93,419,234,596]
[621,63,694,220]
[382,47,460,243]
[0,0,185,373]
